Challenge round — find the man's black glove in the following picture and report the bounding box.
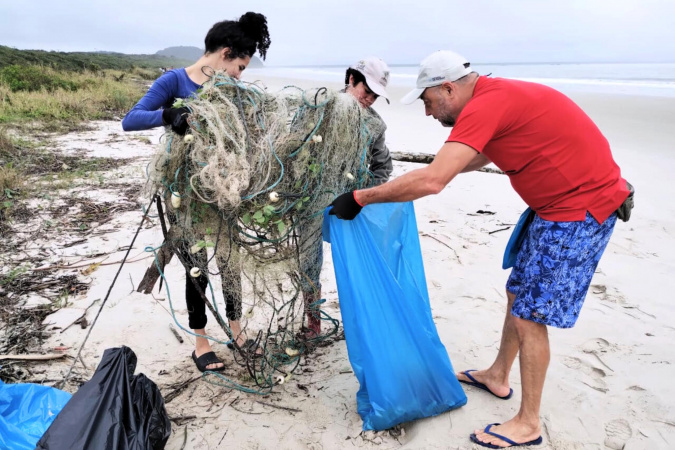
[329,191,363,220]
[162,106,190,135]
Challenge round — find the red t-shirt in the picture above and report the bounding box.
[447,76,629,223]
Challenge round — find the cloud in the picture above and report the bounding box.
[1,0,673,65]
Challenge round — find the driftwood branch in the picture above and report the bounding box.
[134,204,232,350]
[419,232,462,265]
[255,400,302,413]
[136,197,233,341]
[60,298,101,333]
[163,376,202,403]
[0,353,67,361]
[391,151,505,175]
[138,196,173,294]
[169,324,184,343]
[488,227,511,235]
[137,244,173,294]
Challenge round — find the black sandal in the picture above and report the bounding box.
[191,351,225,373]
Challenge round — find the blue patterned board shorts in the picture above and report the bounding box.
[506,212,617,328]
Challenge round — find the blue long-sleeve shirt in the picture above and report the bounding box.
[121,68,201,131]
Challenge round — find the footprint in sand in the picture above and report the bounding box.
[581,337,618,354]
[604,418,632,450]
[562,356,608,392]
[591,285,656,321]
[590,284,626,305]
[579,338,619,375]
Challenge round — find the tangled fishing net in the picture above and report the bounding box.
[144,72,385,393]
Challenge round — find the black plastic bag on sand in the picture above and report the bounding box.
[36,346,171,450]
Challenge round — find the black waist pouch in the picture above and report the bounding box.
[616,181,635,222]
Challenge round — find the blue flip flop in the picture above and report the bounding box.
[459,370,513,400]
[470,423,543,448]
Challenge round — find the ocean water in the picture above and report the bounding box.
[249,63,675,98]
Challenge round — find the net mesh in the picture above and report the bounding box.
[144,72,384,393]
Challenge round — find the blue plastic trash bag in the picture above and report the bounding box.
[0,379,71,450]
[324,201,467,431]
[502,207,535,269]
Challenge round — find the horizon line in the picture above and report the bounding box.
[2,45,674,67]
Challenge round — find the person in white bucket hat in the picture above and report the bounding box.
[298,56,394,339]
[343,56,392,184]
[346,56,391,107]
[329,49,631,448]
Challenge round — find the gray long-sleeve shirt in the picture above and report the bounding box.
[366,108,393,185]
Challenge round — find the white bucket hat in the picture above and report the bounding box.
[350,57,390,103]
[401,50,472,104]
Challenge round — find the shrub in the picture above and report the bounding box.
[0,65,78,93]
[132,67,160,80]
[0,129,19,163]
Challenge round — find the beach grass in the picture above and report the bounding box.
[0,66,148,128]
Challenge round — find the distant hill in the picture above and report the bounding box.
[156,46,202,61]
[156,46,264,68]
[0,45,192,71]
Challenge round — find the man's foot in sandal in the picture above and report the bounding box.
[457,369,513,399]
[191,350,225,373]
[470,421,542,448]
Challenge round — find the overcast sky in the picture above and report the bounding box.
[1,0,673,66]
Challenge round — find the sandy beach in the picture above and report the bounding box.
[15,70,675,450]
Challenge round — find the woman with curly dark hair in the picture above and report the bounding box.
[123,12,270,133]
[122,12,270,372]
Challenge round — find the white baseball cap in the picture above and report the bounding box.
[350,56,390,103]
[401,50,472,105]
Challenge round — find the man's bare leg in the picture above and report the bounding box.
[456,291,519,397]
[472,316,549,447]
[194,328,224,370]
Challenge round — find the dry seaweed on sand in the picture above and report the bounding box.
[0,270,90,382]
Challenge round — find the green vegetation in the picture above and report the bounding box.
[0,66,147,125]
[0,132,22,207]
[0,45,192,72]
[0,47,189,128]
[0,163,21,197]
[0,47,171,223]
[0,264,30,287]
[0,65,146,127]
[0,65,78,92]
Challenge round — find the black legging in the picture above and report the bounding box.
[181,247,242,330]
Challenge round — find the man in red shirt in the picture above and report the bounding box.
[329,50,631,448]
